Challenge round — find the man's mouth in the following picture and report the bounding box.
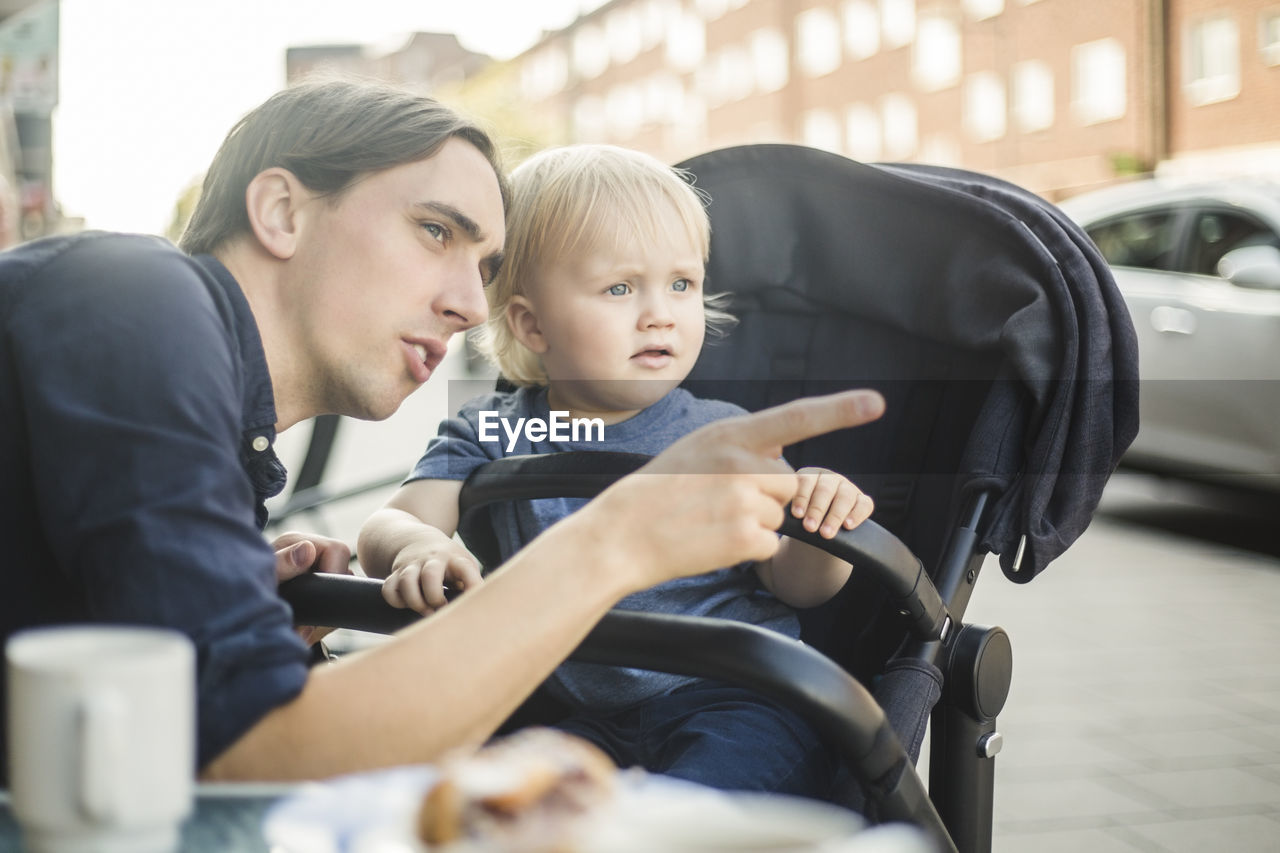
[405,338,448,381]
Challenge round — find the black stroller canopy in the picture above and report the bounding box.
[678,144,1139,581]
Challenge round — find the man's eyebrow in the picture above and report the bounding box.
[413,201,490,243]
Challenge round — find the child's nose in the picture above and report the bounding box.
[640,295,675,328]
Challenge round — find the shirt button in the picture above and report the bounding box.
[251,436,270,452]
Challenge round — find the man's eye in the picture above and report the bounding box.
[422,222,448,242]
[607,283,630,296]
[672,278,691,292]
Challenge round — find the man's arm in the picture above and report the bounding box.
[12,239,312,771]
[203,389,885,781]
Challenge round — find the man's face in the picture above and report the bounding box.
[286,137,505,421]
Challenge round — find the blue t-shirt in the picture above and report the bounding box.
[409,385,801,711]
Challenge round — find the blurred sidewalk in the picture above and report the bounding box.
[965,473,1280,852]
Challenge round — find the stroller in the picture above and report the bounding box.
[283,143,1138,852]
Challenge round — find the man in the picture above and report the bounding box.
[0,79,884,781]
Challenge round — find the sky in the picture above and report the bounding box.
[53,0,603,235]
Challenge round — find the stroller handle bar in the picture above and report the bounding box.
[456,451,953,642]
[277,572,957,851]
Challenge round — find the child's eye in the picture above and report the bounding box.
[672,278,692,292]
[607,283,631,296]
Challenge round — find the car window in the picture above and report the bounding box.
[1085,209,1180,270]
[1184,210,1280,277]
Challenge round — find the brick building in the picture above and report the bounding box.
[1163,0,1280,179]
[507,0,1280,199]
[286,31,489,93]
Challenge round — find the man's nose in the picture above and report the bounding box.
[437,260,489,330]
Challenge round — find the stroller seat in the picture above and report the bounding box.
[282,144,1138,853]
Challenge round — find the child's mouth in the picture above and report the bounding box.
[631,347,674,367]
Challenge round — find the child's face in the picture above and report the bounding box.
[519,221,706,421]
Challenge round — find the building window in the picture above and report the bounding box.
[803,108,842,153]
[845,103,882,161]
[573,95,606,142]
[696,0,730,19]
[1012,60,1054,132]
[919,134,962,166]
[798,8,842,76]
[1071,38,1126,125]
[913,14,961,91]
[722,45,755,102]
[964,71,1006,142]
[963,0,1004,21]
[751,28,790,93]
[644,73,685,125]
[1186,15,1240,104]
[605,84,644,138]
[1263,10,1280,65]
[698,46,753,107]
[522,47,568,100]
[641,0,679,50]
[881,0,916,50]
[606,8,642,65]
[573,24,609,79]
[666,92,708,151]
[880,92,918,158]
[666,12,707,72]
[844,0,880,60]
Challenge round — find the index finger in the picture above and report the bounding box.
[732,390,885,455]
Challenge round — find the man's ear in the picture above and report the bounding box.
[244,168,306,260]
[506,295,548,354]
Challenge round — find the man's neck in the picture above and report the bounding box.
[214,241,309,433]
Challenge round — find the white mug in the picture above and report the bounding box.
[6,625,195,853]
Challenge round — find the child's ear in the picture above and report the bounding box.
[244,167,304,260]
[506,295,548,354]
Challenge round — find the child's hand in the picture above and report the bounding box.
[791,467,874,539]
[381,529,484,615]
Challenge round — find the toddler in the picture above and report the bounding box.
[358,144,874,799]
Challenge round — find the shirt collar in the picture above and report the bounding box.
[190,254,278,437]
[190,253,287,528]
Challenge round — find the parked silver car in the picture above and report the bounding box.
[1060,178,1280,491]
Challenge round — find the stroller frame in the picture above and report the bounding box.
[283,143,1137,853]
[284,470,1003,853]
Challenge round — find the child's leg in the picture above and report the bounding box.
[638,681,838,799]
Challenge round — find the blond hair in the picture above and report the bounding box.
[479,144,735,387]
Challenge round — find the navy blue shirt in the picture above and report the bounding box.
[0,232,310,781]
